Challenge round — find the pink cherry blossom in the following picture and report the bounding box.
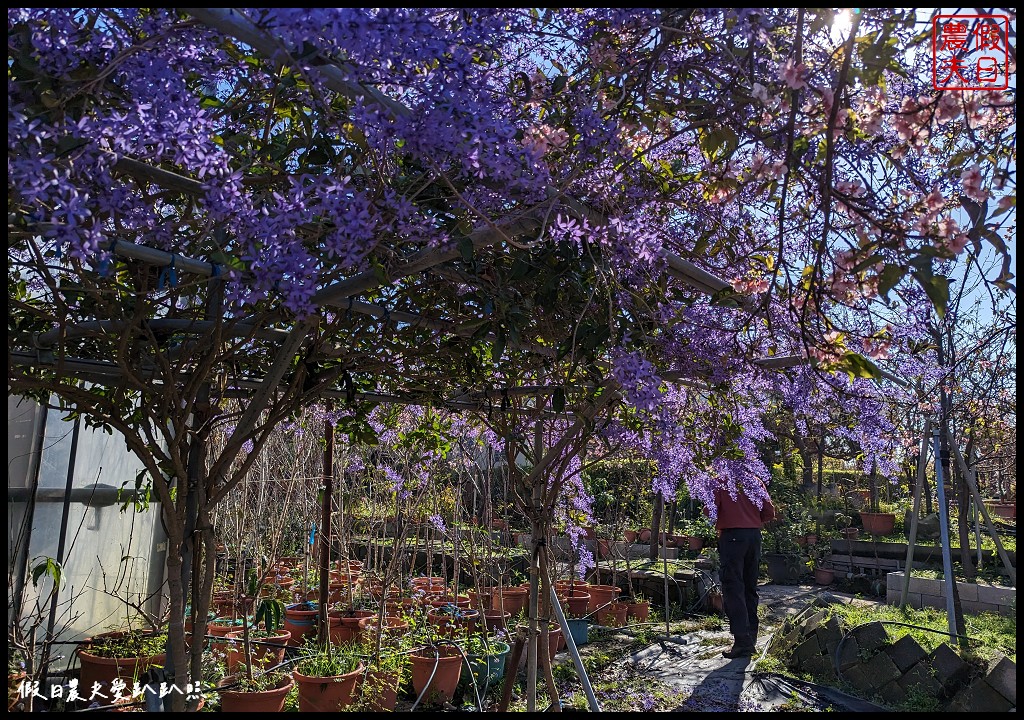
[778,58,807,90]
[961,163,989,203]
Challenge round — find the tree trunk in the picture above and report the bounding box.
[649,492,664,561]
[163,517,188,713]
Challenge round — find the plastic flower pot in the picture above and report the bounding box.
[224,629,291,673]
[813,566,835,585]
[76,631,167,699]
[218,673,294,713]
[565,618,589,646]
[459,640,511,695]
[410,647,463,705]
[293,662,364,712]
[596,601,628,627]
[626,599,650,623]
[483,609,512,632]
[859,511,896,536]
[363,668,400,712]
[559,589,591,618]
[283,602,319,646]
[328,609,375,645]
[585,584,620,613]
[548,626,564,659]
[490,586,529,617]
[357,615,410,641]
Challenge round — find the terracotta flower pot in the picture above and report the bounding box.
[357,615,410,641]
[859,511,896,536]
[293,662,364,711]
[585,584,621,613]
[76,631,167,699]
[410,647,463,705]
[327,609,375,645]
[490,586,529,616]
[840,527,860,540]
[596,601,628,627]
[363,668,400,712]
[687,536,703,551]
[558,589,591,618]
[638,529,652,543]
[225,629,291,673]
[468,588,494,611]
[547,626,564,659]
[218,673,293,713]
[624,530,638,543]
[626,600,650,622]
[483,609,512,632]
[813,566,835,585]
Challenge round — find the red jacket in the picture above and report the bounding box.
[712,483,777,534]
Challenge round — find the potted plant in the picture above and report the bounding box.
[359,648,407,712]
[835,512,859,540]
[217,577,293,712]
[458,632,511,699]
[76,628,168,700]
[216,664,294,713]
[859,501,896,537]
[409,645,463,705]
[806,546,834,585]
[292,639,364,711]
[625,594,650,622]
[761,521,803,584]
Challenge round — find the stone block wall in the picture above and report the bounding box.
[886,571,1016,617]
[768,597,1016,711]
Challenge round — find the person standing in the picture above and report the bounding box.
[707,479,777,658]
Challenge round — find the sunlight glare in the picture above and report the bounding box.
[830,8,853,45]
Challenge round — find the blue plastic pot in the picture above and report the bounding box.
[566,618,589,646]
[460,640,511,694]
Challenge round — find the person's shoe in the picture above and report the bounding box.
[723,644,756,659]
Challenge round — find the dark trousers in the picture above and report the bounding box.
[717,527,761,646]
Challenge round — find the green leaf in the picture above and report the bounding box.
[700,126,738,161]
[912,269,950,319]
[30,557,64,588]
[492,329,506,362]
[876,264,905,300]
[839,352,882,381]
[458,236,475,263]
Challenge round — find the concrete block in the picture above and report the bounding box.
[984,654,1016,706]
[817,616,844,658]
[913,576,943,595]
[858,650,901,688]
[903,591,922,609]
[878,679,908,707]
[854,621,889,656]
[843,661,872,692]
[794,635,823,666]
[800,610,826,635]
[976,583,1015,606]
[898,661,942,699]
[801,653,835,681]
[930,643,971,694]
[837,637,861,671]
[947,678,1014,713]
[919,593,945,611]
[885,634,928,673]
[955,582,978,602]
[960,599,996,615]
